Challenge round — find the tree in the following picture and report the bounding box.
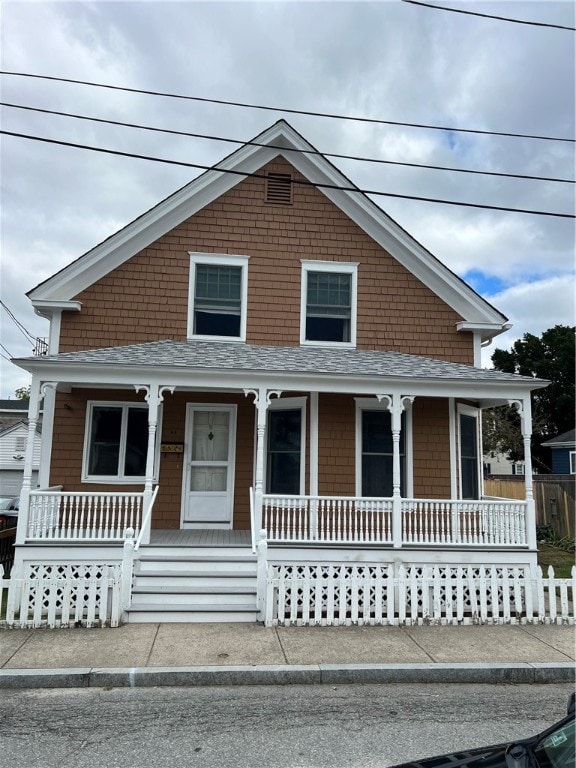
[14,384,31,400]
[484,325,575,471]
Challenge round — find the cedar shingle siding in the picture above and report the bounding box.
[59,158,471,364]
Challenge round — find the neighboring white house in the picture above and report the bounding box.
[0,400,42,497]
[483,452,526,477]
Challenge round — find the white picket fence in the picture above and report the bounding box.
[264,563,576,626]
[0,564,123,628]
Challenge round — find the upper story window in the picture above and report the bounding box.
[188,253,249,341]
[300,261,358,346]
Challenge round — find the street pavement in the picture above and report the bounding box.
[0,621,574,688]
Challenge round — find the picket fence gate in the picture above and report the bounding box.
[0,564,123,628]
[264,563,576,627]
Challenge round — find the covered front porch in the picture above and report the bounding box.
[12,339,545,573]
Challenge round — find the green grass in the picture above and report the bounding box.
[537,543,576,579]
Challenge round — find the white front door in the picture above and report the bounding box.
[182,404,236,527]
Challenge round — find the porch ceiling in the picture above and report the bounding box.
[14,339,547,399]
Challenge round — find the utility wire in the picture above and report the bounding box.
[0,301,37,344]
[2,129,574,219]
[402,1,576,31]
[1,71,573,143]
[0,343,15,360]
[2,101,573,184]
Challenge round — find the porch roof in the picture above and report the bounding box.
[15,339,547,390]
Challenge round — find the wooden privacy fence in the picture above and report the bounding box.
[0,563,122,628]
[484,477,574,539]
[264,563,575,627]
[0,521,16,575]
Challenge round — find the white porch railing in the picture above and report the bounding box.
[26,491,144,541]
[401,499,528,546]
[262,495,528,547]
[263,495,393,543]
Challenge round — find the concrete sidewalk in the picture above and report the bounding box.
[1,622,574,689]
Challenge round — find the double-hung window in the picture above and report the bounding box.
[188,253,249,340]
[265,397,306,495]
[355,400,412,497]
[301,261,357,346]
[458,407,480,499]
[83,402,153,482]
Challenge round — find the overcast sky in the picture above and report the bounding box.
[1,0,574,398]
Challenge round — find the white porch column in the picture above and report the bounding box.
[244,388,281,539]
[135,383,174,545]
[16,377,44,545]
[510,397,536,549]
[378,393,414,549]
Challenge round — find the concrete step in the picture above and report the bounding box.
[126,604,258,623]
[134,573,257,588]
[130,590,255,607]
[128,546,258,622]
[136,558,257,575]
[141,546,254,559]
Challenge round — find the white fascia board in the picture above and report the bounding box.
[541,440,575,448]
[32,300,82,319]
[12,359,547,403]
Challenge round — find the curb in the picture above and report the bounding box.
[1,662,574,689]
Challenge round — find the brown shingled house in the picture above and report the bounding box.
[12,121,547,622]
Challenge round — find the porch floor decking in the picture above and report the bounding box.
[148,529,252,547]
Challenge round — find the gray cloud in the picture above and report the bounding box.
[1,0,574,397]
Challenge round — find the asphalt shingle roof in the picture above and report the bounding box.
[22,339,545,385]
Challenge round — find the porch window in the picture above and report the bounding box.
[459,412,480,499]
[188,253,249,340]
[301,261,358,346]
[266,409,303,494]
[84,403,150,482]
[361,410,406,497]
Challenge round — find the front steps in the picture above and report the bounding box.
[127,544,258,623]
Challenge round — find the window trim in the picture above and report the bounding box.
[354,398,413,498]
[457,404,481,500]
[187,253,249,342]
[82,401,161,484]
[300,260,358,347]
[264,396,307,495]
[569,450,575,474]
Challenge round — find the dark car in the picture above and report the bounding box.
[0,496,18,525]
[391,693,574,768]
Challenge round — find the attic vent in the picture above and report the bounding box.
[266,173,293,204]
[15,436,26,452]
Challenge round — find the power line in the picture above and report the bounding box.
[402,0,576,31]
[2,129,574,219]
[0,342,16,360]
[2,101,573,184]
[1,71,574,143]
[0,301,37,344]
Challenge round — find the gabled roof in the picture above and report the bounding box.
[541,428,576,447]
[28,120,508,339]
[0,420,42,439]
[0,399,30,412]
